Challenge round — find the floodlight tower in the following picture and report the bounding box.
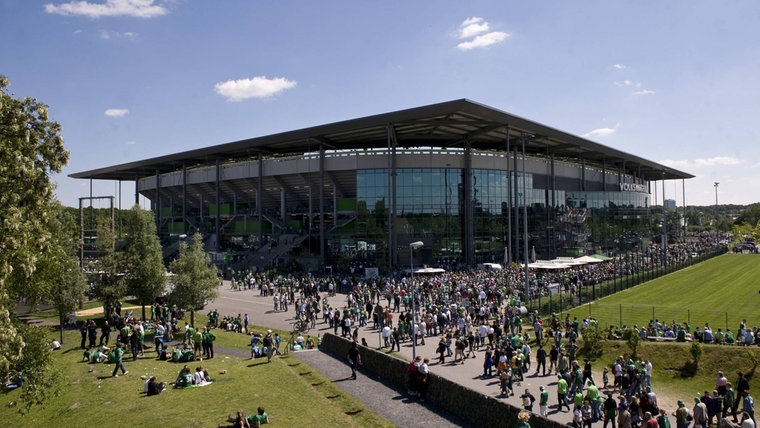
[714,182,719,207]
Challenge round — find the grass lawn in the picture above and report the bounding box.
[589,339,760,411]
[565,253,760,330]
[0,325,391,428]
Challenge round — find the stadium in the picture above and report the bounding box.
[71,99,693,273]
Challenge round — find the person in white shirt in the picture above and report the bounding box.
[742,412,756,428]
[381,325,392,348]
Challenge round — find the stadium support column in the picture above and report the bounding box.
[258,154,263,245]
[134,175,139,207]
[281,189,286,224]
[521,135,530,302]
[215,160,221,244]
[118,180,122,237]
[513,144,520,265]
[387,125,397,272]
[182,163,187,238]
[550,153,556,259]
[155,169,161,233]
[505,128,512,264]
[320,145,326,264]
[661,171,667,271]
[682,179,686,236]
[463,141,474,266]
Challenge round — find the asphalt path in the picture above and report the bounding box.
[207,281,583,427]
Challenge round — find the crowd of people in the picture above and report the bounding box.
[55,229,739,427]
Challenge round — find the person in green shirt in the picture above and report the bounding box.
[515,410,531,428]
[247,407,269,425]
[557,375,570,411]
[586,382,601,421]
[111,343,128,377]
[202,327,216,359]
[573,390,584,410]
[539,385,549,417]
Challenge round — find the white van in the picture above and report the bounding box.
[477,262,503,271]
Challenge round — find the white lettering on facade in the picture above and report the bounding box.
[619,183,647,192]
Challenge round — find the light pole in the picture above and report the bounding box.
[409,241,424,360]
[714,182,719,207]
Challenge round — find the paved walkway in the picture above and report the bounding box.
[210,283,581,426]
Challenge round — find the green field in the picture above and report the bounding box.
[566,253,760,331]
[0,324,390,428]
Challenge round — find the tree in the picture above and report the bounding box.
[0,76,68,295]
[735,203,760,229]
[33,202,87,344]
[0,76,69,409]
[622,327,642,359]
[123,206,166,321]
[13,324,61,413]
[579,323,605,359]
[169,233,219,327]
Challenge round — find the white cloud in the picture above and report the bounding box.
[44,0,168,18]
[99,30,137,39]
[214,76,297,102]
[126,141,136,145]
[632,89,656,95]
[660,157,743,169]
[457,31,510,51]
[458,17,490,39]
[583,127,616,139]
[455,17,510,51]
[613,64,627,69]
[614,80,633,87]
[105,108,129,117]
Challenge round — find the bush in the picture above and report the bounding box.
[579,324,605,359]
[621,327,642,359]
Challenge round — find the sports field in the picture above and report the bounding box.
[565,253,760,331]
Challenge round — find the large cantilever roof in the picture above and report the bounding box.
[70,98,692,181]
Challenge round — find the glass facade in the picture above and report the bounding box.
[352,166,652,267]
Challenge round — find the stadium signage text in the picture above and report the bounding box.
[619,183,647,192]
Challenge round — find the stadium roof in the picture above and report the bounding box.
[70,99,693,182]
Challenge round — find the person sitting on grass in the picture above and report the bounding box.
[173,365,194,388]
[194,366,212,385]
[146,376,165,396]
[246,407,269,425]
[220,410,253,428]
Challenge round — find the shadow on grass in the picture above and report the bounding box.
[246,359,271,368]
[665,361,698,378]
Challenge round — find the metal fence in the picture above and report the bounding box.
[525,246,730,324]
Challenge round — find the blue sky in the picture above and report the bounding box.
[2,0,759,208]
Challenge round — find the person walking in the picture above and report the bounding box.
[557,374,570,411]
[535,345,547,376]
[202,326,216,359]
[417,358,430,401]
[604,392,618,428]
[693,396,708,428]
[521,388,536,412]
[111,343,128,377]
[743,390,755,424]
[347,341,361,380]
[99,320,111,346]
